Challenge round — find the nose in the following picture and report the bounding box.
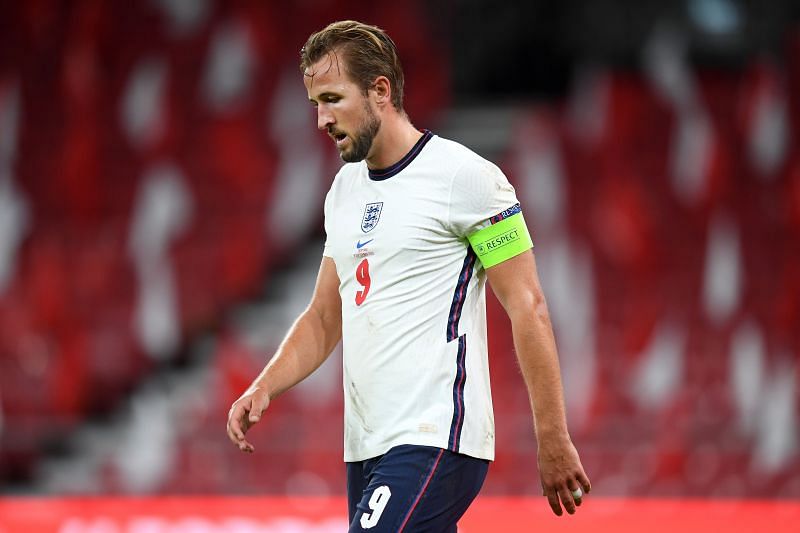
[317,105,334,131]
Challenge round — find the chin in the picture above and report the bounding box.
[341,148,367,163]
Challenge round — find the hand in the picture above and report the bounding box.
[537,435,591,516]
[226,387,270,453]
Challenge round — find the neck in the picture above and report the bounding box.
[365,112,423,170]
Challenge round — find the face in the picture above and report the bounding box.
[304,53,381,163]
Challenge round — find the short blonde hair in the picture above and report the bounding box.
[300,20,405,111]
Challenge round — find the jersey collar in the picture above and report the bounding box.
[368,129,433,181]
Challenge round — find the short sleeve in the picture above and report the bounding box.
[448,157,521,238]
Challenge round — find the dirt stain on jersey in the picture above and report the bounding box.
[348,380,373,433]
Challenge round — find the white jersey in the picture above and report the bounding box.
[322,131,523,462]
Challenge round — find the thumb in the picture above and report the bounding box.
[248,391,270,423]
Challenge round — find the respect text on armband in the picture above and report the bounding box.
[474,228,520,257]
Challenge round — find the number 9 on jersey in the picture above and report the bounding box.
[355,258,371,306]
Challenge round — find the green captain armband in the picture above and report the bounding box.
[467,213,534,268]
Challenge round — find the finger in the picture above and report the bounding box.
[226,423,235,445]
[558,485,577,515]
[228,414,255,453]
[577,471,592,494]
[545,489,563,516]
[226,416,241,445]
[567,479,583,506]
[227,403,249,442]
[249,392,269,423]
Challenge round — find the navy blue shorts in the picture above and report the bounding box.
[346,444,489,532]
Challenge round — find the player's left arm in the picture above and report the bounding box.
[486,249,592,516]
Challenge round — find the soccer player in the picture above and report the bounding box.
[227,20,591,532]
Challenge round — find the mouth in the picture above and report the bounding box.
[330,131,348,148]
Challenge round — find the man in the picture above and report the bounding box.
[227,20,591,532]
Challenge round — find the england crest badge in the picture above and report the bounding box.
[361,202,383,233]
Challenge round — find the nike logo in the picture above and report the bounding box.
[356,239,374,249]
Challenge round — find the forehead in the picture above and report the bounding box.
[303,52,357,96]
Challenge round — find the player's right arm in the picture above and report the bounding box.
[226,256,342,453]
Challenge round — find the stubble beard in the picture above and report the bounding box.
[340,102,381,163]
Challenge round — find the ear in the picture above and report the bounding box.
[370,76,392,108]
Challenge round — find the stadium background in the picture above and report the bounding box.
[0,0,799,530]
